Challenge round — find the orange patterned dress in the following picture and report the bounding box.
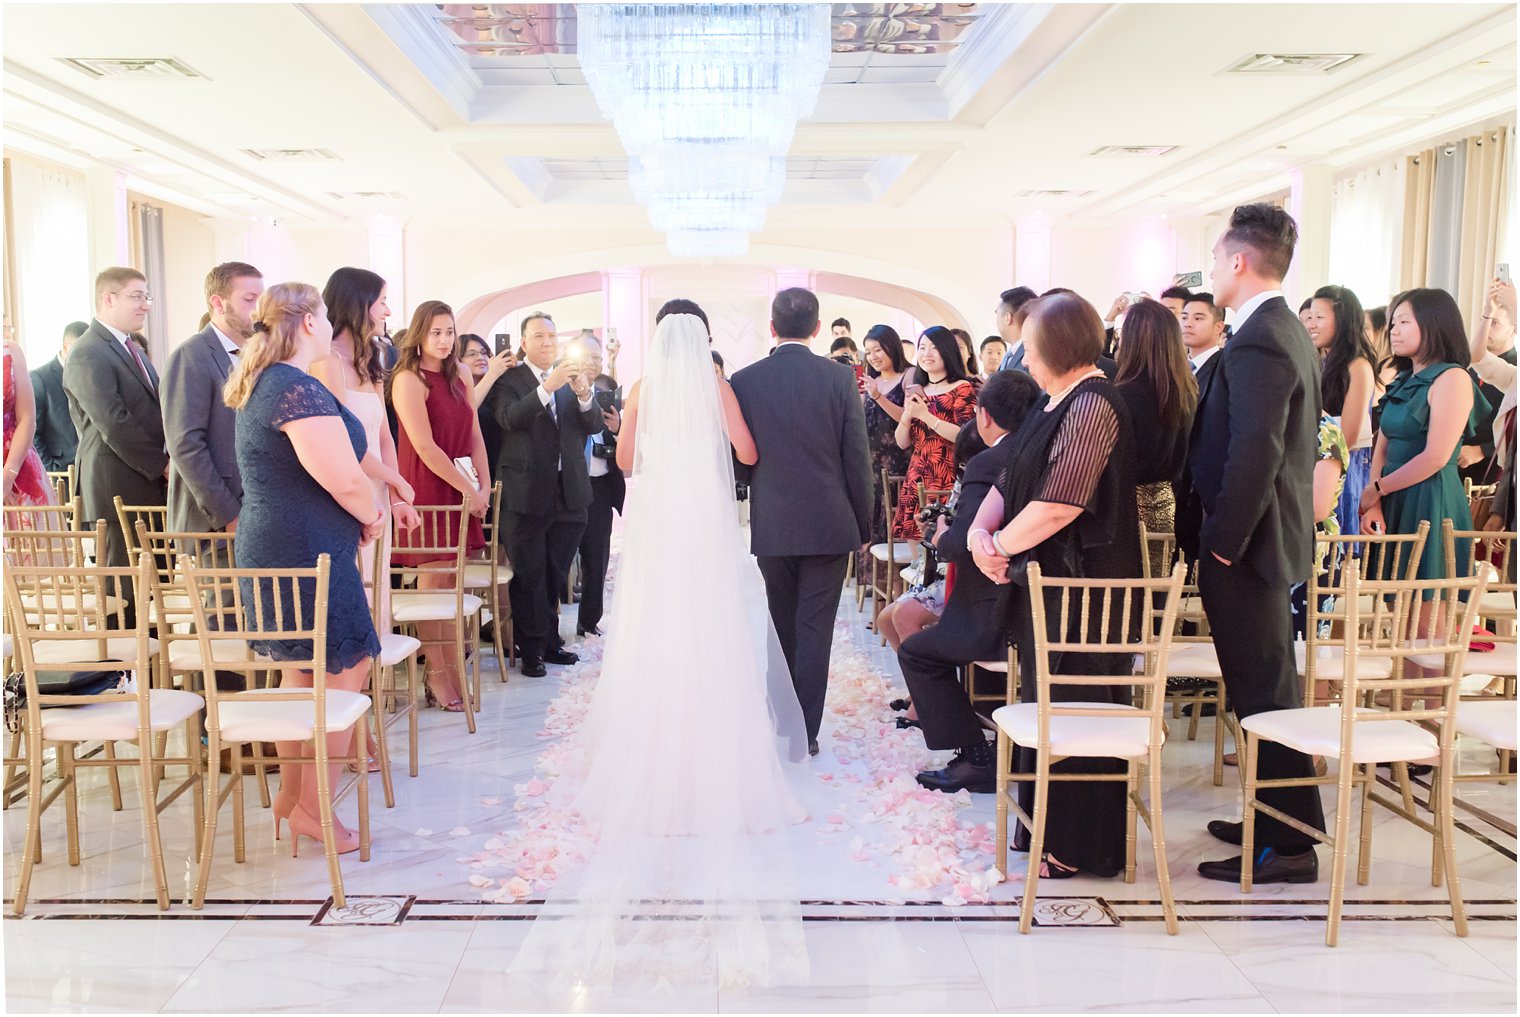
[892,381,977,540]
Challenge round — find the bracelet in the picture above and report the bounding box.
[992,528,1014,558]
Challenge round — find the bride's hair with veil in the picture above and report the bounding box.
[655,298,709,334]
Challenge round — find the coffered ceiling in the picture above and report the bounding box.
[2,3,1514,231]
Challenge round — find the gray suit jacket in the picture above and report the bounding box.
[163,326,242,532]
[730,342,873,557]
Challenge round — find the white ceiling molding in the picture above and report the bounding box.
[3,59,343,222]
[1074,5,1517,221]
[945,3,1113,125]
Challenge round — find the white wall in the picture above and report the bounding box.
[150,196,215,346]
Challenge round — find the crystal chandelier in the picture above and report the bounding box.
[577,4,831,256]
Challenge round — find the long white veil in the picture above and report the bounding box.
[507,312,811,993]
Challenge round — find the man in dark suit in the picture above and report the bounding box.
[31,320,84,472]
[1174,292,1228,564]
[163,262,262,535]
[576,364,625,638]
[485,312,604,677]
[995,287,1038,372]
[731,288,874,755]
[1190,204,1326,885]
[906,371,1041,793]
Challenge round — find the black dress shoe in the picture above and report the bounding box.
[808,740,820,757]
[576,625,601,638]
[543,647,579,666]
[916,751,996,794]
[520,657,547,678]
[1208,820,1243,845]
[479,620,495,642]
[1198,847,1318,884]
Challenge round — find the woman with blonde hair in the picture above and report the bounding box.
[226,282,385,855]
[391,301,490,711]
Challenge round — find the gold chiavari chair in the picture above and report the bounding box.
[3,498,86,565]
[391,503,482,734]
[992,561,1187,935]
[1442,520,1517,678]
[113,497,170,564]
[4,559,204,914]
[868,469,915,639]
[182,555,373,910]
[361,534,416,795]
[463,480,514,677]
[1236,562,1486,946]
[45,464,76,505]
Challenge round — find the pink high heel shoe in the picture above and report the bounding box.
[285,803,361,857]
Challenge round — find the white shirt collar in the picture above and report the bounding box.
[210,323,240,357]
[989,432,1007,447]
[98,320,129,344]
[1189,344,1221,369]
[1230,289,1283,333]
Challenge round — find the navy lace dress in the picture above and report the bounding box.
[236,364,381,672]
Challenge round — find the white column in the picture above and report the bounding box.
[1014,218,1052,293]
[368,215,406,319]
[85,167,129,272]
[601,267,647,384]
[1286,165,1333,306]
[772,267,816,294]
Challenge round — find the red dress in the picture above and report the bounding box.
[2,345,55,511]
[393,368,486,565]
[892,381,977,540]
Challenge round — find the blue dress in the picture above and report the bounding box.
[235,364,381,671]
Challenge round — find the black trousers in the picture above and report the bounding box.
[898,595,1004,751]
[576,473,618,632]
[502,482,586,660]
[1198,552,1326,850]
[756,553,849,743]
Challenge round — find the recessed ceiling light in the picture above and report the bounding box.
[1089,146,1178,158]
[60,57,204,80]
[1226,53,1362,75]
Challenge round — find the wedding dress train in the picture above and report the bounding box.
[507,313,813,992]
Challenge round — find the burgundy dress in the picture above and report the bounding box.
[393,368,485,565]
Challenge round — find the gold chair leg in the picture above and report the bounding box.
[312,731,345,910]
[1357,763,1375,886]
[1436,750,1468,936]
[1124,761,1138,884]
[407,655,419,778]
[3,726,23,810]
[138,736,171,911]
[1325,754,1357,947]
[60,742,81,866]
[456,627,478,735]
[102,740,124,812]
[1019,752,1051,935]
[1148,746,1179,935]
[1240,732,1259,894]
[357,716,372,863]
[994,733,1010,876]
[188,718,205,860]
[1212,690,1226,787]
[12,728,46,916]
[371,681,395,809]
[250,741,272,810]
[231,744,246,864]
[192,734,223,910]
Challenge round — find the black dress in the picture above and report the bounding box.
[999,376,1141,877]
[859,377,912,572]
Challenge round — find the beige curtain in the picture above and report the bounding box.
[1401,149,1435,291]
[1456,126,1511,331]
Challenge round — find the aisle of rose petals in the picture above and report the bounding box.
[460,611,1003,906]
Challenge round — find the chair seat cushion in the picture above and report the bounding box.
[2,634,13,659]
[216,688,371,742]
[971,659,1010,673]
[147,592,195,623]
[992,701,1157,759]
[30,636,160,665]
[1294,644,1394,679]
[1410,642,1517,677]
[1164,643,1223,679]
[167,637,255,670]
[1479,590,1516,618]
[1457,700,1518,751]
[462,563,495,588]
[391,592,483,622]
[1240,706,1437,764]
[869,543,915,564]
[378,632,421,668]
[40,688,204,742]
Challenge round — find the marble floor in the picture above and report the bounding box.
[3,583,1516,1013]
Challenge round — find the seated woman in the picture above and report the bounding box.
[968,292,1142,880]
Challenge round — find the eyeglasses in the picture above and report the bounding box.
[111,290,154,305]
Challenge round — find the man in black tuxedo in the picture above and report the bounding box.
[1174,292,1228,564]
[1189,204,1326,885]
[32,320,84,472]
[576,363,625,638]
[485,312,604,677]
[64,267,168,617]
[731,288,873,755]
[905,371,1041,793]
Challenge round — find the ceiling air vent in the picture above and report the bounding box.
[241,148,340,162]
[326,191,406,200]
[1090,145,1178,158]
[1227,53,1362,75]
[60,57,204,80]
[1018,189,1095,198]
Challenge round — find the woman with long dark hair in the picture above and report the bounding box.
[892,326,977,540]
[1114,300,1196,561]
[859,324,911,573]
[1306,285,1377,535]
[392,301,490,713]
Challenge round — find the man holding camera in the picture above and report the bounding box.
[485,312,608,677]
[573,339,625,638]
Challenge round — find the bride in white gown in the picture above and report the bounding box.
[508,310,813,992]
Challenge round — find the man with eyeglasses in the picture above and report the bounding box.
[63,266,169,620]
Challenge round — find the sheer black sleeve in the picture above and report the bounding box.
[1037,391,1118,509]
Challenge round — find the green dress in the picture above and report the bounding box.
[1377,363,1491,581]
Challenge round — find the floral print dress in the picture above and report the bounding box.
[892,382,977,541]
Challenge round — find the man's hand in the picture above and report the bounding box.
[542,360,578,393]
[569,367,593,400]
[602,405,622,434]
[1106,295,1129,322]
[1458,444,1486,469]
